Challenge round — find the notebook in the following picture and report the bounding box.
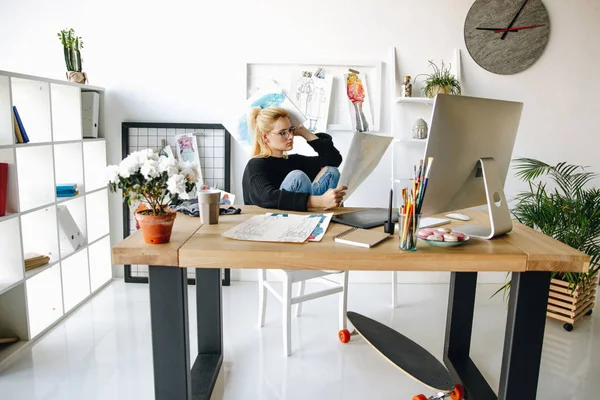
[333,227,391,248]
[331,208,398,229]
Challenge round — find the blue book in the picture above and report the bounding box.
[12,106,29,143]
[56,184,77,191]
[57,191,78,198]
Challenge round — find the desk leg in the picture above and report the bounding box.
[498,271,551,400]
[148,266,192,400]
[192,268,224,400]
[444,272,497,400]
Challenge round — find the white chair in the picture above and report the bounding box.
[258,269,349,356]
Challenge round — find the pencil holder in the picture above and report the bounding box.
[399,213,421,251]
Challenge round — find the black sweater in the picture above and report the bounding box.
[242,133,343,211]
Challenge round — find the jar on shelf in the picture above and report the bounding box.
[412,118,428,139]
[401,76,412,98]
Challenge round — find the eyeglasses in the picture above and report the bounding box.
[270,129,294,138]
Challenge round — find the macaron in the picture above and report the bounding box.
[444,233,458,242]
[436,227,452,234]
[427,234,444,241]
[452,232,466,241]
[417,229,433,239]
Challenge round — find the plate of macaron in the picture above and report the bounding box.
[417,227,470,247]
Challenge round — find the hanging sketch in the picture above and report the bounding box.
[290,70,333,133]
[175,132,204,185]
[224,82,306,154]
[345,70,373,132]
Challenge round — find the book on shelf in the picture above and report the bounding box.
[12,106,29,143]
[12,112,25,143]
[332,227,391,248]
[24,252,51,270]
[0,163,6,216]
[56,183,78,192]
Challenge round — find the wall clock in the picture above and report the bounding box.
[464,0,550,75]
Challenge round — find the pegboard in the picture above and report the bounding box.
[121,122,231,285]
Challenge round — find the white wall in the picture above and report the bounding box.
[1,0,598,284]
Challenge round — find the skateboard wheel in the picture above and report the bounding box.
[450,383,465,400]
[412,395,428,400]
[586,309,593,316]
[338,329,351,343]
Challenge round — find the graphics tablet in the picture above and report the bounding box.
[331,208,398,229]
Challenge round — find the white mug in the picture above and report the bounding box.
[197,190,220,224]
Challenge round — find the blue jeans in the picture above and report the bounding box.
[280,167,340,195]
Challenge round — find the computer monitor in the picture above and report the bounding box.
[419,94,523,239]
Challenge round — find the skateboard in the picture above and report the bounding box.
[346,311,464,400]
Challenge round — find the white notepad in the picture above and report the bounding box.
[333,227,391,248]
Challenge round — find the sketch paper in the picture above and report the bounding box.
[268,212,333,242]
[222,214,320,243]
[175,133,204,185]
[339,132,393,199]
[345,72,373,132]
[224,82,307,154]
[290,71,333,133]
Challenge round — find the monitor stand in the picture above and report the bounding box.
[457,158,513,239]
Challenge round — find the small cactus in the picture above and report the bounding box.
[57,28,84,72]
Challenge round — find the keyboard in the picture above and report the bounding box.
[418,217,450,229]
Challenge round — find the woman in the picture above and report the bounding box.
[242,106,347,211]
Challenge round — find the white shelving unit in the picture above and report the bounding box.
[0,70,111,370]
[390,48,462,197]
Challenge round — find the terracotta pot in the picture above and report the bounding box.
[135,211,177,244]
[66,71,87,84]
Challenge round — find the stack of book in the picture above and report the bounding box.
[24,252,51,271]
[56,183,78,198]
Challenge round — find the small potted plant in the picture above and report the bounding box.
[106,149,199,244]
[417,60,461,98]
[57,28,87,84]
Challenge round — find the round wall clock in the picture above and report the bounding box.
[464,0,550,75]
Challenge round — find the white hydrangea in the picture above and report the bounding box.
[105,165,120,184]
[140,159,160,180]
[158,156,179,176]
[167,174,187,195]
[179,161,200,183]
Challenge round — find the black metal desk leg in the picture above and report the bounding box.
[148,266,192,400]
[444,272,477,361]
[444,272,497,400]
[498,271,551,400]
[192,268,223,400]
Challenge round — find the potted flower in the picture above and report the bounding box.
[417,60,461,98]
[57,28,87,84]
[495,158,600,330]
[106,149,199,244]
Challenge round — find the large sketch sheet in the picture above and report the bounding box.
[267,212,333,242]
[222,214,320,243]
[339,132,393,199]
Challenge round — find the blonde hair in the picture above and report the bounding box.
[248,106,289,158]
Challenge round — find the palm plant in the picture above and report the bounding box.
[493,158,600,297]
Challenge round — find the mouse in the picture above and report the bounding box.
[445,213,471,221]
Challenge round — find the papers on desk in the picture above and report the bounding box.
[222,213,327,243]
[267,212,333,242]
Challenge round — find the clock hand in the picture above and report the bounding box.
[493,24,545,33]
[476,27,505,31]
[501,0,530,40]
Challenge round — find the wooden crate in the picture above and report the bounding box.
[547,274,597,330]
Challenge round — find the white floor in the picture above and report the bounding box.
[0,279,598,399]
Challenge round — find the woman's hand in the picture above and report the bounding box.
[319,186,348,210]
[290,125,318,141]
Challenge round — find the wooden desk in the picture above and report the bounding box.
[112,206,588,400]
